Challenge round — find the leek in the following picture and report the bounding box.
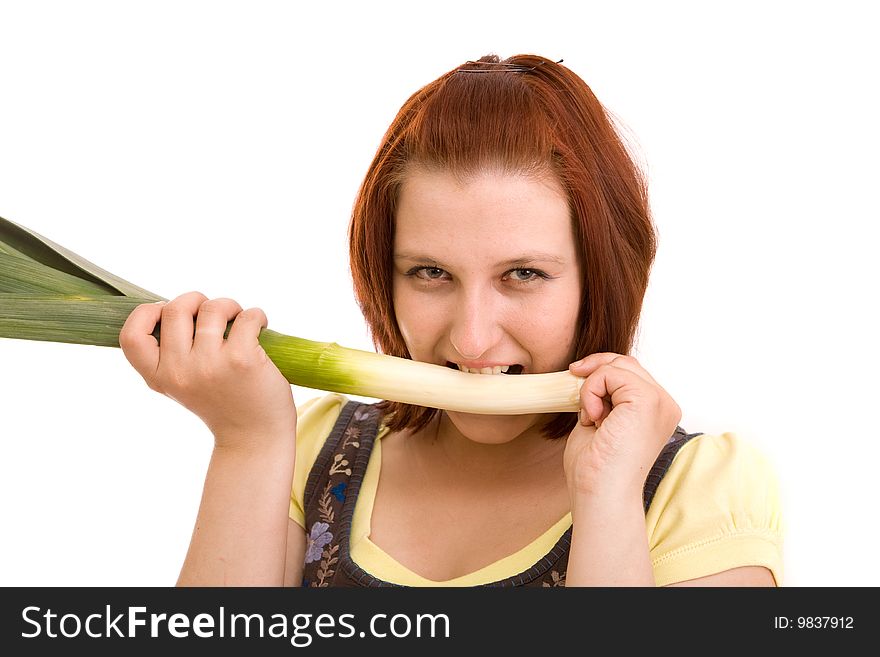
[0,216,583,414]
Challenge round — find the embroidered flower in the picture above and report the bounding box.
[331,481,347,503]
[305,522,334,564]
[329,453,351,476]
[353,407,371,422]
[543,570,566,587]
[317,482,336,524]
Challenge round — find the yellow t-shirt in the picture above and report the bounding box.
[289,393,784,587]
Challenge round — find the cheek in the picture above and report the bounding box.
[557,304,582,357]
[393,286,440,354]
[519,287,582,357]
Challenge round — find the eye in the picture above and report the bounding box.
[505,268,549,283]
[406,266,449,281]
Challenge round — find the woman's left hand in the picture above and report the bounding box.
[563,353,682,500]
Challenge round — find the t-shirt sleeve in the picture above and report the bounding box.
[288,393,349,529]
[645,432,785,586]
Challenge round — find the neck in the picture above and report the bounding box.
[414,411,565,483]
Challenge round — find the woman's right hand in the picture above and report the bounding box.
[119,291,297,451]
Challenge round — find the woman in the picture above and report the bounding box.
[119,54,783,586]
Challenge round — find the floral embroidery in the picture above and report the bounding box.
[305,522,334,564]
[542,570,566,587]
[313,544,339,587]
[317,480,336,524]
[303,405,375,586]
[330,481,347,503]
[343,424,361,448]
[329,453,352,476]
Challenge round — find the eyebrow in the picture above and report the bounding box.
[393,252,567,267]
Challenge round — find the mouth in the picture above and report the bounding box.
[445,361,525,375]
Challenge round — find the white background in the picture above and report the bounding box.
[1,1,877,586]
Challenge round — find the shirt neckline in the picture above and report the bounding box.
[347,423,573,586]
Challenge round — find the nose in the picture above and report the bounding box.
[449,289,504,361]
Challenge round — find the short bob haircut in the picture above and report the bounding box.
[349,54,657,439]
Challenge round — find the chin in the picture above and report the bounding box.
[445,410,542,445]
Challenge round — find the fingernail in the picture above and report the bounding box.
[570,358,585,368]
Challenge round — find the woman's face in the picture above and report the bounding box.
[392,167,584,444]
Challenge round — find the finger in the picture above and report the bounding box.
[596,397,613,427]
[192,298,243,352]
[569,352,658,386]
[579,363,643,425]
[158,291,209,358]
[224,306,268,349]
[118,301,165,377]
[581,396,614,427]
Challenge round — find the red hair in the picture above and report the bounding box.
[349,54,657,439]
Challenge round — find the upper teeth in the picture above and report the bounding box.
[457,364,510,375]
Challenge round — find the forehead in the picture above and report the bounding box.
[394,168,574,255]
